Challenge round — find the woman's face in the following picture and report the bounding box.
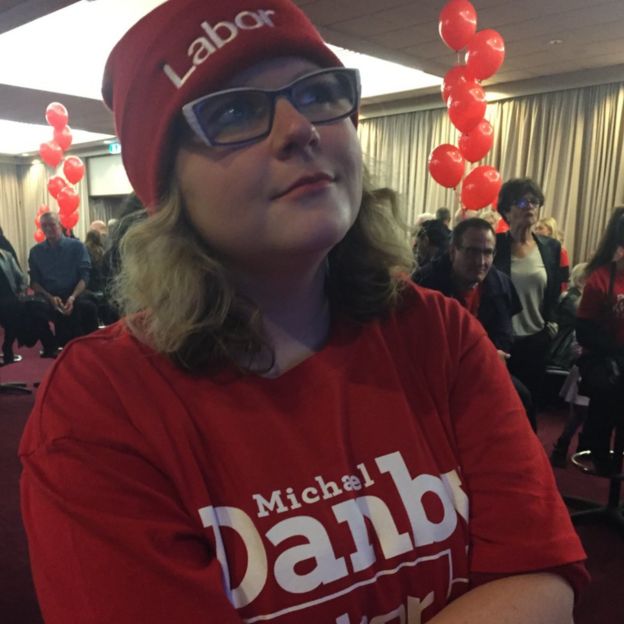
[507,194,541,230]
[174,57,363,274]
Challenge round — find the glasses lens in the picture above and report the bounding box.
[517,197,541,209]
[193,91,271,145]
[291,70,357,124]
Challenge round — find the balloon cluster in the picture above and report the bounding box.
[428,0,505,211]
[35,102,85,240]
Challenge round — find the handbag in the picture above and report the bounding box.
[577,263,623,395]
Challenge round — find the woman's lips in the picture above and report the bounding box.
[273,173,334,199]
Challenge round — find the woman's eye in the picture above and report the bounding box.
[212,100,254,127]
[298,83,336,107]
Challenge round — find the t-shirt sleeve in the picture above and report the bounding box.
[19,350,243,624]
[444,305,586,578]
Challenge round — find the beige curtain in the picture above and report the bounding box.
[358,82,624,264]
[0,163,26,267]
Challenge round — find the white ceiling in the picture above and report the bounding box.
[1,0,624,151]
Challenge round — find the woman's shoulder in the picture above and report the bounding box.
[62,319,147,356]
[585,264,611,288]
[38,320,168,395]
[390,280,484,350]
[20,321,174,454]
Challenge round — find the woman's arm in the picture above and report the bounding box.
[428,573,573,624]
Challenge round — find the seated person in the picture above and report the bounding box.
[547,262,588,371]
[548,263,589,467]
[0,224,19,265]
[83,229,117,326]
[413,219,450,270]
[0,249,57,362]
[415,218,537,430]
[28,212,99,348]
[435,206,452,237]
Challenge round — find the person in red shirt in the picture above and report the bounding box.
[19,1,587,623]
[576,206,624,474]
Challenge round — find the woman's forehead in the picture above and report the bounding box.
[222,56,322,89]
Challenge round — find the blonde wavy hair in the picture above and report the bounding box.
[114,173,415,373]
[536,216,563,242]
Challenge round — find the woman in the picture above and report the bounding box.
[494,178,569,406]
[535,216,570,290]
[549,262,589,467]
[84,229,106,293]
[19,2,586,622]
[576,207,624,474]
[549,262,588,371]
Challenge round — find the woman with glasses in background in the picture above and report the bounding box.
[19,2,586,622]
[494,178,569,412]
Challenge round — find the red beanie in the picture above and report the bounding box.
[102,0,342,210]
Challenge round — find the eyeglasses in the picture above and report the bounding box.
[181,67,360,147]
[514,197,542,209]
[457,246,496,259]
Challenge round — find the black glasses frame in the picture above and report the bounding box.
[181,67,361,148]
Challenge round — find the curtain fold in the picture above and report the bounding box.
[359,82,624,264]
[0,163,25,267]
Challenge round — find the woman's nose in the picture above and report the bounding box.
[269,98,320,158]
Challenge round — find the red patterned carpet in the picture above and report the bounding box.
[1,342,623,623]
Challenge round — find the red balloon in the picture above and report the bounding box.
[461,166,502,210]
[60,210,80,231]
[428,144,466,189]
[34,229,46,243]
[53,125,73,151]
[439,0,477,51]
[39,141,63,168]
[45,102,69,130]
[465,29,506,81]
[447,80,487,133]
[57,186,80,215]
[47,175,67,199]
[441,64,473,104]
[63,156,85,184]
[459,119,494,162]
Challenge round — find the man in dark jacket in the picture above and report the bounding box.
[415,218,537,429]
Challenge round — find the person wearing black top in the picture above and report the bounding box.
[494,178,568,406]
[0,224,19,265]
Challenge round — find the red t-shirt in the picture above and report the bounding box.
[577,264,624,347]
[20,285,586,623]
